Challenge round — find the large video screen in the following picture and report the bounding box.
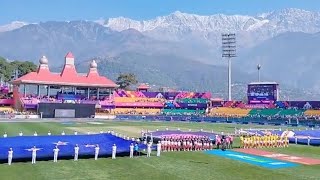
[247,84,277,104]
[54,109,76,118]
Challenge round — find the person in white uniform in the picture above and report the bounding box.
[61,131,65,135]
[74,131,78,135]
[129,143,134,158]
[157,141,161,157]
[34,131,38,136]
[74,144,79,161]
[94,144,100,160]
[48,131,51,136]
[8,148,13,165]
[147,142,152,157]
[112,144,117,159]
[31,146,37,164]
[3,132,7,138]
[53,146,59,162]
[19,131,23,136]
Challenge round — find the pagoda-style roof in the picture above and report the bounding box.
[12,52,118,88]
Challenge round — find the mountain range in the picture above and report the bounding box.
[0,8,320,99]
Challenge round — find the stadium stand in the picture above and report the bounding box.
[278,109,305,116]
[209,107,251,117]
[248,109,281,116]
[162,109,205,115]
[176,98,208,104]
[111,108,161,115]
[304,110,320,116]
[248,109,305,117]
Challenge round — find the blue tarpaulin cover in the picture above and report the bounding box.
[0,133,144,160]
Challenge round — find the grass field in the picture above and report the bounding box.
[0,120,319,180]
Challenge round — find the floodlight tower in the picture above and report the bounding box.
[222,33,236,101]
[257,64,261,82]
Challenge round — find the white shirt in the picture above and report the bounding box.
[100,131,103,134]
[8,150,13,157]
[61,132,65,135]
[157,143,161,150]
[32,149,37,156]
[112,146,117,152]
[147,143,152,150]
[19,132,23,136]
[48,132,51,136]
[34,133,38,136]
[53,148,59,154]
[95,147,100,154]
[130,145,134,151]
[74,147,79,154]
[74,131,78,135]
[3,134,7,138]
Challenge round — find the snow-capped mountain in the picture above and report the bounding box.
[0,21,28,32]
[100,8,320,45]
[1,8,320,95]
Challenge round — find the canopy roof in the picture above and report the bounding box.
[12,52,118,88]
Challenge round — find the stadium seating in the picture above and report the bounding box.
[0,106,14,112]
[176,98,208,104]
[114,97,164,103]
[278,109,305,116]
[111,108,161,115]
[248,109,305,117]
[209,107,251,117]
[162,109,205,115]
[248,109,281,116]
[304,110,320,116]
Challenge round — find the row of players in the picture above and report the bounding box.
[6,142,163,166]
[157,135,234,151]
[240,135,289,149]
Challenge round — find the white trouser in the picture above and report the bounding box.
[147,150,151,157]
[54,154,58,162]
[112,152,116,159]
[95,153,98,160]
[130,151,133,158]
[157,151,160,157]
[8,156,12,165]
[74,153,78,161]
[32,155,36,164]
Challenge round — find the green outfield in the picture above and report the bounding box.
[0,120,319,180]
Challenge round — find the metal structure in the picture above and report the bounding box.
[257,64,261,82]
[222,33,236,101]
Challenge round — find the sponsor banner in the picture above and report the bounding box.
[94,115,116,119]
[14,115,40,119]
[205,150,298,169]
[115,102,163,107]
[176,103,207,109]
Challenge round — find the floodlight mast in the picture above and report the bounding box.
[222,33,236,101]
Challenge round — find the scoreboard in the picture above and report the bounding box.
[247,82,279,104]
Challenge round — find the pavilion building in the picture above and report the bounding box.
[12,52,118,111]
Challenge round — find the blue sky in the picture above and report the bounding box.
[1,0,320,24]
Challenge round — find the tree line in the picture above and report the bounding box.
[0,57,37,82]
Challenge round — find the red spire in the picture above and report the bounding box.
[65,52,74,58]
